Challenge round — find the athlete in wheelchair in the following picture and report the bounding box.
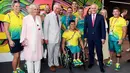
[61,20,86,72]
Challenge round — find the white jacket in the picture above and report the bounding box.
[44,11,61,43]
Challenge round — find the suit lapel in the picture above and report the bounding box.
[52,12,60,27]
[52,12,57,24]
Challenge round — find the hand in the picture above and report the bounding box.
[22,39,28,46]
[9,40,15,47]
[101,39,105,44]
[118,40,123,45]
[82,48,85,52]
[84,41,87,47]
[45,40,48,44]
[41,39,44,44]
[63,50,66,55]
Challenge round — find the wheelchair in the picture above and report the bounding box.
[59,46,87,73]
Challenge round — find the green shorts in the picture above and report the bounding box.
[67,46,81,54]
[108,38,122,54]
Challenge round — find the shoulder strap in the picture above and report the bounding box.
[7,13,10,19]
[67,31,76,41]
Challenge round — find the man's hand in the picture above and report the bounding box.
[101,39,105,44]
[41,39,44,44]
[63,50,66,55]
[118,39,123,45]
[45,40,48,44]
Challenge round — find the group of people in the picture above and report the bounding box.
[3,1,130,73]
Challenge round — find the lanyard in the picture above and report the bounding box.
[110,17,119,31]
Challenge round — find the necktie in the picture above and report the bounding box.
[56,14,59,26]
[92,14,95,27]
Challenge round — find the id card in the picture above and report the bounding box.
[67,26,69,29]
[109,31,113,35]
[67,42,70,46]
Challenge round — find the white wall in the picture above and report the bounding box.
[0,52,24,62]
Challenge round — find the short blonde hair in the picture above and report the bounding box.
[27,4,38,14]
[100,9,108,18]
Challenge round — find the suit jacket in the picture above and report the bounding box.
[44,11,61,43]
[84,14,106,40]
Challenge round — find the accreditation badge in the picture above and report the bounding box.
[109,31,113,35]
[67,26,69,29]
[67,42,70,46]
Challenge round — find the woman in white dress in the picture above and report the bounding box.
[95,9,110,62]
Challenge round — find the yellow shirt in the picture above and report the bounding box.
[4,11,24,39]
[62,30,81,46]
[109,17,126,40]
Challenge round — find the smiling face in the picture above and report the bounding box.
[53,4,61,14]
[31,7,38,16]
[69,22,76,30]
[45,5,50,13]
[78,8,84,16]
[12,3,21,13]
[90,4,98,14]
[113,9,120,18]
[67,8,73,16]
[72,1,78,8]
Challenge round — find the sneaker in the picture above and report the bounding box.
[115,63,120,71]
[77,59,83,65]
[16,68,25,73]
[73,59,79,66]
[12,71,17,73]
[106,60,112,67]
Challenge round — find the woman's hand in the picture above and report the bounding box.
[118,39,123,45]
[9,40,15,47]
[22,39,28,46]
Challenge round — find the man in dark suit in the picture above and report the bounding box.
[84,4,106,73]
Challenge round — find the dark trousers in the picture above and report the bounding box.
[88,37,104,69]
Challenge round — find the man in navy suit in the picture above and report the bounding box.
[84,4,106,73]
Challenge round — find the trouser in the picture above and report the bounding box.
[88,39,104,69]
[26,60,41,73]
[48,43,60,67]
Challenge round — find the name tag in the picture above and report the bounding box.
[67,26,69,29]
[67,42,70,46]
[109,31,113,35]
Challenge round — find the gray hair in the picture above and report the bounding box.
[27,4,38,14]
[53,3,61,11]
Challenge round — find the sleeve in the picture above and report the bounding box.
[84,16,88,38]
[121,18,127,27]
[20,17,27,43]
[101,15,106,40]
[44,14,50,40]
[77,31,81,38]
[62,32,67,39]
[3,13,10,23]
